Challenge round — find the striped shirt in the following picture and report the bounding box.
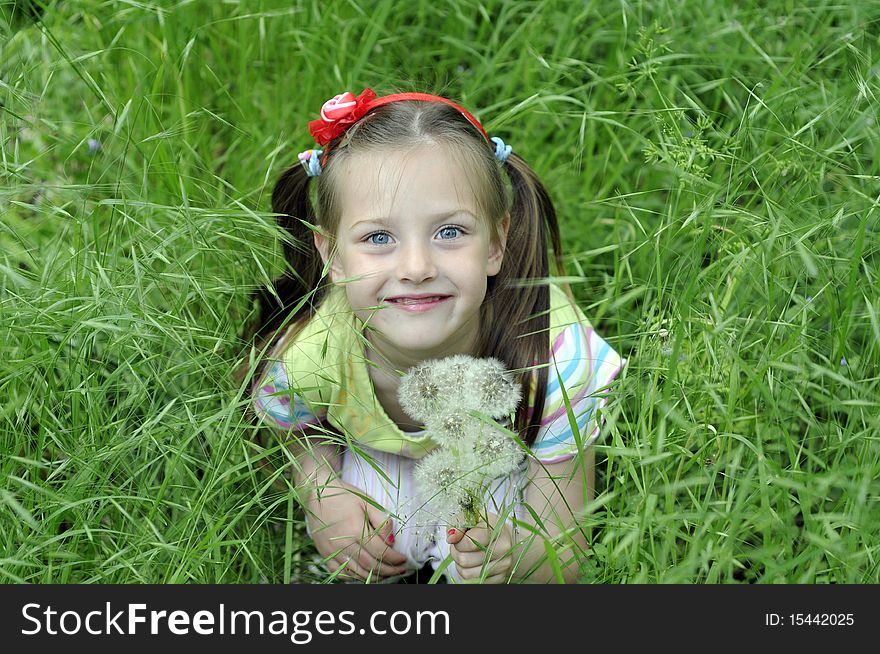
[252,283,624,463]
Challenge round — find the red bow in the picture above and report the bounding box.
[308,88,377,145]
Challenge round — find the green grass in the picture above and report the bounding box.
[1,0,878,583]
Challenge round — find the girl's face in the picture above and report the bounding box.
[314,145,509,365]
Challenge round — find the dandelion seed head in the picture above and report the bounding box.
[426,410,480,447]
[432,466,457,491]
[440,412,467,438]
[473,425,522,479]
[481,431,508,457]
[468,358,521,418]
[430,355,480,408]
[398,361,445,422]
[414,448,457,489]
[436,355,475,383]
[455,446,484,481]
[414,449,469,525]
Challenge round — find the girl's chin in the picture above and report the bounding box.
[368,330,448,355]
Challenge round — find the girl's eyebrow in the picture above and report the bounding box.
[351,209,476,229]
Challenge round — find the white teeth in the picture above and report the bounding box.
[391,296,444,305]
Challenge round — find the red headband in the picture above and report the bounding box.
[307,88,493,165]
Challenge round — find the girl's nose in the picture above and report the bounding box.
[396,241,437,283]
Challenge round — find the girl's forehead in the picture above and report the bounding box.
[345,143,450,164]
[341,145,460,183]
[337,145,482,220]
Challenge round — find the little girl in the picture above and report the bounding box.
[242,88,624,583]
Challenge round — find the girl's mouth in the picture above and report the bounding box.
[386,296,450,312]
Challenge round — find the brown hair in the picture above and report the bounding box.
[238,98,567,447]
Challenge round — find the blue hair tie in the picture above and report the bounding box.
[297,149,324,177]
[491,136,512,163]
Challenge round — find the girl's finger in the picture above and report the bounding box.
[329,555,396,583]
[446,527,467,545]
[362,533,409,567]
[451,547,512,578]
[358,543,410,577]
[323,536,406,579]
[451,550,485,570]
[363,504,397,546]
[361,506,409,568]
[451,528,490,552]
[327,557,370,581]
[460,560,511,583]
[349,540,408,578]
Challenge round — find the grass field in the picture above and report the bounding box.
[1,0,878,583]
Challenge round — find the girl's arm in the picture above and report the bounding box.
[509,447,595,583]
[283,425,343,497]
[282,425,410,581]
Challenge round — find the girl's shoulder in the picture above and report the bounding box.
[545,282,599,349]
[275,285,356,372]
[544,281,621,371]
[547,282,589,328]
[529,282,627,463]
[251,286,357,430]
[256,287,355,391]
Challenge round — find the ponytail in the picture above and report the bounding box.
[480,153,567,448]
[234,164,327,387]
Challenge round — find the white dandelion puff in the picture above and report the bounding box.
[414,434,488,527]
[472,422,523,479]
[413,449,468,525]
[431,354,481,409]
[466,357,522,418]
[424,409,482,448]
[398,360,445,423]
[401,355,525,527]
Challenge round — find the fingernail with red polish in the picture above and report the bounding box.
[448,528,456,536]
[387,534,395,545]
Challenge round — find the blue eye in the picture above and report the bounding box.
[437,225,462,239]
[365,231,391,245]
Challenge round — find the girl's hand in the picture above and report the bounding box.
[305,480,410,583]
[446,512,514,583]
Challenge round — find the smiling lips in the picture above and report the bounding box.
[387,295,450,305]
[385,295,451,311]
